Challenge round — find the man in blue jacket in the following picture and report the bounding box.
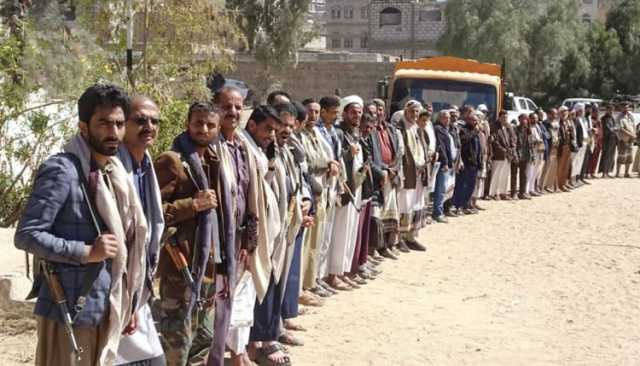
[15,84,143,365]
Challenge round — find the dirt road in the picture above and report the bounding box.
[2,178,639,365]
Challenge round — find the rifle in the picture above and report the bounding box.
[40,261,82,362]
[161,227,195,285]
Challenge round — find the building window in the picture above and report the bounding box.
[418,10,442,22]
[360,34,368,48]
[380,7,401,27]
[331,6,341,19]
[344,6,354,19]
[331,38,341,48]
[344,38,353,48]
[361,6,368,19]
[582,14,591,23]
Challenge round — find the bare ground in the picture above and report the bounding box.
[2,178,640,365]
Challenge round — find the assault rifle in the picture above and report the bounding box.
[161,227,194,285]
[40,261,83,362]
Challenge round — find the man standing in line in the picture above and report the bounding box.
[15,84,148,365]
[599,104,617,178]
[116,96,166,366]
[488,111,513,200]
[452,110,482,214]
[299,98,337,299]
[615,102,636,178]
[396,100,428,251]
[371,98,402,259]
[542,109,560,192]
[327,95,366,289]
[432,110,454,223]
[511,114,530,200]
[154,102,234,365]
[314,96,344,292]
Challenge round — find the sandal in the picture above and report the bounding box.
[256,344,291,366]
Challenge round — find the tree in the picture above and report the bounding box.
[605,0,640,95]
[226,0,315,99]
[0,0,244,226]
[437,0,593,104]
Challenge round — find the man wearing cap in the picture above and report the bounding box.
[396,100,428,251]
[571,103,590,186]
[327,95,367,290]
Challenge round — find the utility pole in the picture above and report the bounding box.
[126,0,134,88]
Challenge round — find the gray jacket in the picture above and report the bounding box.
[15,153,111,326]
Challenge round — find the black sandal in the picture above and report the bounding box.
[256,344,291,366]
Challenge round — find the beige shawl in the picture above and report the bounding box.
[64,134,148,365]
[237,130,281,303]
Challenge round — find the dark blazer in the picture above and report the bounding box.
[491,126,511,161]
[15,153,111,326]
[434,124,453,170]
[335,123,360,205]
[574,118,585,148]
[359,134,385,203]
[459,124,482,168]
[537,122,551,160]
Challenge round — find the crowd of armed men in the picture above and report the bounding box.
[13,83,640,366]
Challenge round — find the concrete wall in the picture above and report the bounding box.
[228,56,395,102]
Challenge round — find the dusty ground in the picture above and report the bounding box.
[1,178,640,365]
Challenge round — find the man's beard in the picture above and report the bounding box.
[87,130,119,156]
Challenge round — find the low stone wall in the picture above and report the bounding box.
[228,58,395,102]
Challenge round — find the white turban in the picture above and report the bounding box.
[478,104,489,112]
[404,99,422,110]
[340,95,364,113]
[573,103,585,112]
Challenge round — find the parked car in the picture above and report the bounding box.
[504,94,544,124]
[561,98,603,110]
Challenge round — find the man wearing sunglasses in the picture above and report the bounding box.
[116,96,166,365]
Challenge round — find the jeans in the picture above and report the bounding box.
[453,166,479,209]
[432,169,447,218]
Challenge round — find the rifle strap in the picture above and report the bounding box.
[61,153,106,321]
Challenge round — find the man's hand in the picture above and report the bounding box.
[87,233,119,263]
[350,143,360,156]
[301,200,312,216]
[237,248,249,265]
[193,190,217,212]
[122,312,138,335]
[328,161,340,177]
[302,215,315,228]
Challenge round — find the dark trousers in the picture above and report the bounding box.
[281,231,304,320]
[453,166,479,209]
[510,161,527,196]
[250,273,284,341]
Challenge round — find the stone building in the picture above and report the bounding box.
[324,0,446,58]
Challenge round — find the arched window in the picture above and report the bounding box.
[360,34,368,48]
[582,13,592,24]
[344,6,354,19]
[380,7,401,27]
[331,6,341,19]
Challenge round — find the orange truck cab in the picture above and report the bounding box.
[379,56,503,122]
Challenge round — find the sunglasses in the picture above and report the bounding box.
[132,115,161,126]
